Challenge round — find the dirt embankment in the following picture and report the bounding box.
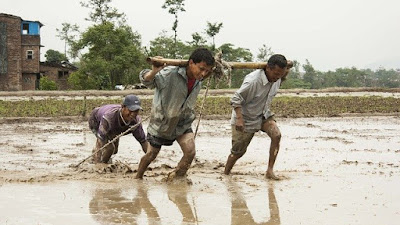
[1,87,400,98]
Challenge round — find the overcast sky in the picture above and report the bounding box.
[3,0,400,71]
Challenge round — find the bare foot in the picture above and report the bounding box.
[266,171,281,180]
[164,170,177,182]
[163,171,192,184]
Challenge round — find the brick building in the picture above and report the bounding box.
[40,61,77,90]
[0,13,42,91]
[0,13,76,91]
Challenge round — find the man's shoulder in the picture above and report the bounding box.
[100,105,120,119]
[159,66,180,75]
[243,69,263,83]
[99,104,120,111]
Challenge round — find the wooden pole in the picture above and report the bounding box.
[146,57,188,67]
[147,57,293,69]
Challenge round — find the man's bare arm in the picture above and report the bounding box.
[142,56,166,81]
[234,107,245,132]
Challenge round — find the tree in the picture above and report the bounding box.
[288,60,301,79]
[280,60,310,89]
[205,21,223,50]
[374,68,400,88]
[68,59,110,90]
[320,70,338,88]
[187,32,207,47]
[217,43,253,88]
[80,0,126,25]
[45,49,68,63]
[302,59,318,88]
[256,44,274,62]
[71,22,145,89]
[56,23,79,58]
[333,67,366,87]
[66,0,145,89]
[162,0,186,57]
[280,78,311,89]
[149,31,190,59]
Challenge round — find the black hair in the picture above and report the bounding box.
[267,54,287,69]
[189,48,215,66]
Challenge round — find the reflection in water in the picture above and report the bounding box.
[167,181,197,224]
[227,179,280,225]
[89,179,279,225]
[89,181,197,225]
[89,182,161,225]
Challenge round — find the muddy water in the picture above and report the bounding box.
[0,116,399,224]
[1,91,400,101]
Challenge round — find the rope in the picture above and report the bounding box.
[194,50,230,138]
[194,78,211,139]
[73,116,149,168]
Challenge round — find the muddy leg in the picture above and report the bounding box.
[135,145,161,179]
[92,139,116,163]
[100,140,118,163]
[172,132,196,177]
[92,139,103,163]
[262,119,281,180]
[224,152,245,175]
[224,126,253,175]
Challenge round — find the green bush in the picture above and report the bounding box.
[39,76,58,90]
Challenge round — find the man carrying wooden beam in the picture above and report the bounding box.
[224,54,291,180]
[135,48,215,180]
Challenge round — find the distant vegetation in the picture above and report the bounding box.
[0,96,399,118]
[280,61,400,90]
[39,76,58,90]
[52,0,400,91]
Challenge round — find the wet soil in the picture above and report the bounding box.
[1,88,400,101]
[0,116,399,224]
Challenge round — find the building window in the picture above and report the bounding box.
[22,23,29,34]
[27,50,33,60]
[58,71,69,78]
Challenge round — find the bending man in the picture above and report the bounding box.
[88,94,148,163]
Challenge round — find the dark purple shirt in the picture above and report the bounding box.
[89,104,146,143]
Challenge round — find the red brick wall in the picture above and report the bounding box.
[21,73,37,90]
[0,14,22,91]
[21,35,40,74]
[40,64,72,90]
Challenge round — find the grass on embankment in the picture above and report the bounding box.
[0,96,399,118]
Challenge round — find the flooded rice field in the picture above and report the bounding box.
[0,116,399,224]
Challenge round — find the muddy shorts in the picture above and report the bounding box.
[231,126,255,155]
[147,128,193,148]
[231,116,276,155]
[263,115,276,124]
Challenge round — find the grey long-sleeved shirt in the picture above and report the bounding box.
[140,66,201,140]
[230,69,281,133]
